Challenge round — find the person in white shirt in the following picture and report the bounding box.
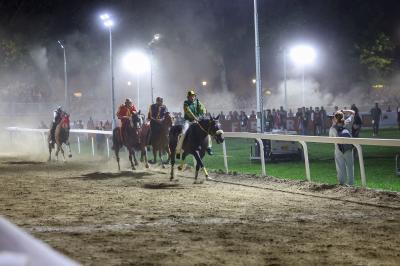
[329,109,355,186]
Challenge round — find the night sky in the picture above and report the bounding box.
[1,0,400,113]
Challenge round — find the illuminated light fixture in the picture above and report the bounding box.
[372,84,384,89]
[202,81,207,86]
[123,51,150,74]
[289,45,316,66]
[252,79,256,84]
[127,81,132,86]
[73,92,82,98]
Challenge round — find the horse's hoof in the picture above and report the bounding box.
[178,165,183,171]
[68,154,72,158]
[135,162,139,166]
[145,164,149,169]
[206,176,213,181]
[162,164,166,169]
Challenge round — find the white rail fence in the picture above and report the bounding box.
[6,127,400,188]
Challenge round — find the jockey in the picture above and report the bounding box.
[49,106,64,145]
[117,98,137,134]
[148,96,168,129]
[176,90,212,159]
[148,97,168,122]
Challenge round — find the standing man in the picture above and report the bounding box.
[329,109,355,186]
[176,90,211,158]
[320,106,327,135]
[370,102,382,136]
[279,106,287,130]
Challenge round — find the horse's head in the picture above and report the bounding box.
[60,113,70,129]
[163,112,173,127]
[199,115,224,144]
[130,112,141,129]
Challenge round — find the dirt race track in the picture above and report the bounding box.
[1,155,400,266]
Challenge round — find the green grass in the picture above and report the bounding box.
[70,129,400,192]
[203,128,400,192]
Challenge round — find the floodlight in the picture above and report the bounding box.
[289,45,316,66]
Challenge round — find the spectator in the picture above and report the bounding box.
[239,111,248,127]
[370,102,382,136]
[38,121,48,129]
[329,109,355,186]
[333,106,339,115]
[279,106,287,130]
[250,110,257,120]
[87,117,95,130]
[265,109,273,132]
[78,120,84,129]
[387,106,392,112]
[288,109,294,118]
[351,104,362,138]
[314,107,321,136]
[397,106,400,130]
[301,107,308,135]
[219,111,226,121]
[320,106,327,135]
[104,120,112,130]
[272,109,281,129]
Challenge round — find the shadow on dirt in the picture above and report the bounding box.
[73,171,153,181]
[3,161,44,165]
[142,182,184,190]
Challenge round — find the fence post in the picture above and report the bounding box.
[91,137,95,157]
[354,144,366,188]
[106,137,110,158]
[256,138,266,176]
[299,141,311,181]
[77,136,81,154]
[222,141,229,174]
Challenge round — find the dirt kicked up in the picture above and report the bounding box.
[1,155,400,266]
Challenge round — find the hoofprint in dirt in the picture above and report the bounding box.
[0,156,400,265]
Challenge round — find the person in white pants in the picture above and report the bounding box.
[329,109,355,186]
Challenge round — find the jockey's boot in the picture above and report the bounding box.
[176,133,184,159]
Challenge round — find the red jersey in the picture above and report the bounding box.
[117,104,137,121]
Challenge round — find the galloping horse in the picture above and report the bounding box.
[169,116,224,183]
[149,112,172,168]
[112,112,150,171]
[48,113,72,161]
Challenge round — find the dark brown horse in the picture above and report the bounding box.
[112,113,149,171]
[169,116,224,183]
[48,113,72,161]
[149,112,172,168]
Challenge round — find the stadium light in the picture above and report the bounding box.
[99,13,116,129]
[289,44,317,106]
[57,40,68,111]
[202,81,207,86]
[148,33,162,104]
[123,51,150,111]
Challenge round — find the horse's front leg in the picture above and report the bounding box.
[55,145,60,161]
[132,149,139,166]
[151,146,157,164]
[48,144,52,162]
[60,145,66,162]
[67,141,72,158]
[115,147,121,171]
[142,146,149,168]
[129,148,136,170]
[193,151,210,183]
[159,149,165,168]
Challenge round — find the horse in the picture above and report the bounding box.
[48,113,72,161]
[112,112,150,171]
[169,116,224,183]
[149,112,172,168]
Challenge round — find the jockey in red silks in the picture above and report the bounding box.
[116,98,137,139]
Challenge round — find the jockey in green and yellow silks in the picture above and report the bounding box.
[176,90,212,158]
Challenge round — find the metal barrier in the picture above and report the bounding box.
[6,127,400,188]
[222,132,400,188]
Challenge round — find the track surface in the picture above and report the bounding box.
[1,155,400,265]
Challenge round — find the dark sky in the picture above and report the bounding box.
[1,0,400,112]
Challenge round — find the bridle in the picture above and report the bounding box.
[197,119,223,137]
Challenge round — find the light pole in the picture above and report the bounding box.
[283,48,288,111]
[253,0,264,132]
[123,51,150,111]
[57,40,68,111]
[148,34,161,104]
[100,14,116,129]
[289,45,316,107]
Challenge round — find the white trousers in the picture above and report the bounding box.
[334,149,354,185]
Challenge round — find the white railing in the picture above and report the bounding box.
[6,127,400,188]
[6,127,112,158]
